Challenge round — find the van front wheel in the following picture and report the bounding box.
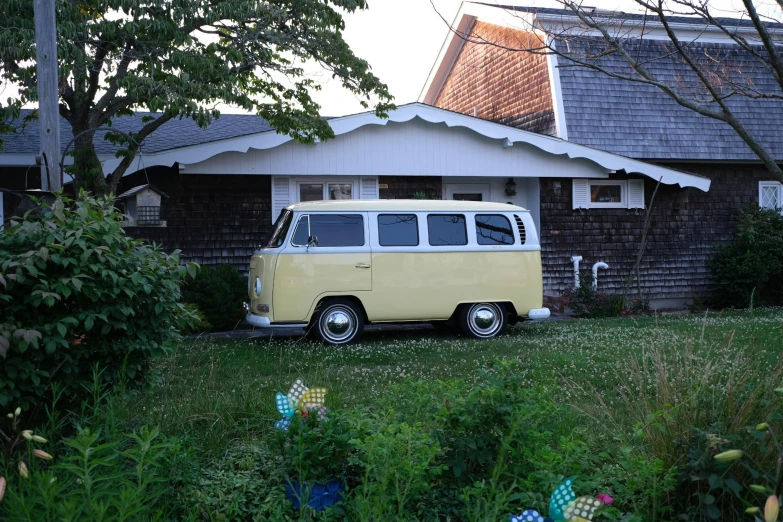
[312,299,364,345]
[459,303,506,339]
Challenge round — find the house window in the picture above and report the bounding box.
[759,181,782,212]
[572,179,645,209]
[292,214,365,247]
[298,182,354,202]
[378,214,419,246]
[427,214,467,246]
[475,214,514,245]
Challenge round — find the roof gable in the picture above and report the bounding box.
[422,2,783,162]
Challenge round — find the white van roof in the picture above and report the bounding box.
[286,200,529,212]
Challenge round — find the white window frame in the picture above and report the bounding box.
[573,179,645,210]
[759,181,783,213]
[587,179,628,209]
[296,180,356,202]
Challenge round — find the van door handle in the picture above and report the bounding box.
[355,264,371,269]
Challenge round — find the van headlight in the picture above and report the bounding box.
[255,277,262,296]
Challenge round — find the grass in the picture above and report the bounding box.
[122,308,783,455]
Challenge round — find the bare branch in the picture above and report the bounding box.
[109,113,174,192]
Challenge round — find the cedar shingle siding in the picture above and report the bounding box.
[540,165,777,300]
[435,22,556,135]
[120,169,272,272]
[379,176,442,200]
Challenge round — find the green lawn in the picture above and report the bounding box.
[124,308,783,454]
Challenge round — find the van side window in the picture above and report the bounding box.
[427,214,467,246]
[378,214,419,246]
[292,214,365,247]
[475,214,515,245]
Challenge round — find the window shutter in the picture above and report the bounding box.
[572,179,589,209]
[627,179,645,209]
[360,177,379,200]
[759,181,782,211]
[271,177,291,223]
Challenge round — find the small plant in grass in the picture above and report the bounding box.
[348,418,445,520]
[708,388,783,522]
[0,193,198,414]
[561,272,630,318]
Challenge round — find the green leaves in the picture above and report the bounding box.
[0,0,394,194]
[0,193,191,410]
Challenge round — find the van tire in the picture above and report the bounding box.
[311,298,364,345]
[458,303,507,339]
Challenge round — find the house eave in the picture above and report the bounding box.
[115,102,711,192]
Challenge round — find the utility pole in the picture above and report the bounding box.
[34,0,61,191]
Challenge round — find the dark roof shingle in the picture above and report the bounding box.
[554,37,783,160]
[1,110,274,156]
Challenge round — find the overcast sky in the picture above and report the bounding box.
[303,0,763,117]
[1,0,768,118]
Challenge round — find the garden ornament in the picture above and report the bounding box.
[510,477,614,522]
[274,379,328,430]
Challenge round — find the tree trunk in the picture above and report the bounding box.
[69,125,109,196]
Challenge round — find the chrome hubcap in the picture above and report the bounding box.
[468,303,502,337]
[320,305,356,343]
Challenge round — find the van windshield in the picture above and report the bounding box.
[265,210,293,248]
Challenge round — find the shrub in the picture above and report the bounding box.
[181,264,247,332]
[179,303,212,335]
[0,193,197,412]
[710,206,783,307]
[561,272,635,318]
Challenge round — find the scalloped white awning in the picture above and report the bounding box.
[109,102,710,191]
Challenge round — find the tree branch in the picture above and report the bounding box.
[109,113,174,192]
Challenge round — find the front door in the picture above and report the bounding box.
[445,183,490,201]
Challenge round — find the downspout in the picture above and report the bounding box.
[570,256,582,288]
[592,262,609,290]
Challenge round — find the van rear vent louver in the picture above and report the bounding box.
[514,215,527,245]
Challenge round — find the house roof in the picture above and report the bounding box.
[555,37,783,161]
[108,102,710,191]
[0,101,710,190]
[115,183,169,200]
[0,109,274,157]
[420,2,783,162]
[481,3,783,30]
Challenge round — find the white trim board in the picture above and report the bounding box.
[114,103,710,192]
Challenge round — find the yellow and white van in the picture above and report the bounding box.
[245,200,550,344]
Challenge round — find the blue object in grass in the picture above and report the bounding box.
[510,509,550,522]
[285,477,345,511]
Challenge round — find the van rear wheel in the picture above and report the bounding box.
[312,298,364,345]
[459,303,507,339]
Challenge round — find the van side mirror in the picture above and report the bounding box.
[307,235,319,247]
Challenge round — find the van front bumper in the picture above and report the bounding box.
[245,313,307,329]
[526,307,551,320]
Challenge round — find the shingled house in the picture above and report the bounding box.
[421,2,783,306]
[1,103,709,308]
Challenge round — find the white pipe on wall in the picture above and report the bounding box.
[592,262,609,289]
[570,256,583,288]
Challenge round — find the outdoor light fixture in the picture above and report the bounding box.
[505,177,517,197]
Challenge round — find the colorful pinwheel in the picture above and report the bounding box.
[274,379,328,430]
[510,477,614,522]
